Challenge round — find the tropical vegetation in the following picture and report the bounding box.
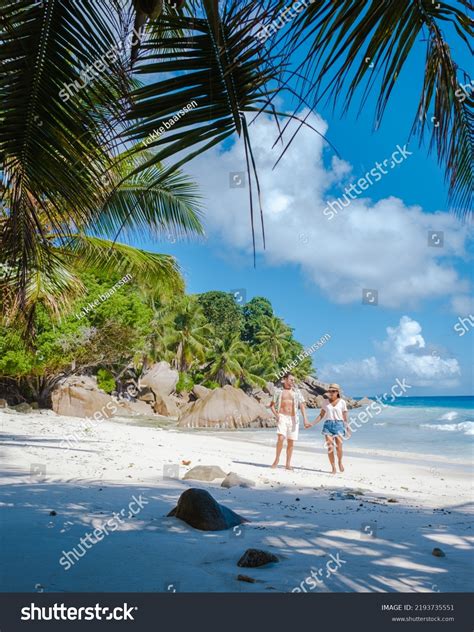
[0,0,471,403]
[0,273,315,404]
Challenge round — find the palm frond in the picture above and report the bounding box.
[93,150,204,241]
[0,0,129,305]
[284,0,473,215]
[66,234,185,297]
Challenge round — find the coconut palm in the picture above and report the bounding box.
[166,296,213,371]
[256,316,292,363]
[0,150,203,330]
[204,333,248,386]
[1,0,471,327]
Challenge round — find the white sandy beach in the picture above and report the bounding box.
[1,408,472,593]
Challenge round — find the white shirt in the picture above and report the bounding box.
[322,398,347,421]
[272,387,305,420]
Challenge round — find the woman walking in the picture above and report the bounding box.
[305,383,351,474]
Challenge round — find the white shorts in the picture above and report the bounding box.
[277,414,299,441]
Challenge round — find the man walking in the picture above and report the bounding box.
[270,373,309,470]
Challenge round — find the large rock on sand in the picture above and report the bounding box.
[52,376,116,418]
[183,465,227,481]
[178,385,275,429]
[167,488,247,531]
[152,393,180,417]
[221,472,255,489]
[193,384,211,400]
[141,361,178,397]
[52,375,156,419]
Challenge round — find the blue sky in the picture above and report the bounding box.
[134,21,473,397]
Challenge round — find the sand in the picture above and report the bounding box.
[0,408,472,593]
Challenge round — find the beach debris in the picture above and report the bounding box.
[221,472,255,489]
[237,549,279,568]
[387,498,398,503]
[181,460,191,466]
[432,547,446,557]
[167,488,247,531]
[183,465,227,482]
[237,574,256,583]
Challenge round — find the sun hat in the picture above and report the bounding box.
[324,383,342,396]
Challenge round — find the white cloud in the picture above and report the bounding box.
[319,316,460,388]
[189,110,471,310]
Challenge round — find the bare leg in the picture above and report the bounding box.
[325,436,337,473]
[335,436,344,472]
[286,439,294,470]
[271,434,285,468]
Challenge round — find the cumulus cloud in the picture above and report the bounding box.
[320,316,460,388]
[189,110,471,310]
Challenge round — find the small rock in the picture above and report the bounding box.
[11,402,32,413]
[49,511,57,516]
[183,465,227,482]
[432,547,445,557]
[387,498,398,503]
[237,549,279,568]
[182,460,191,466]
[221,472,255,489]
[295,498,300,501]
[237,574,256,583]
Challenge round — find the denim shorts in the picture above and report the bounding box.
[322,420,345,437]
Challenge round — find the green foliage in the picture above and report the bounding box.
[241,297,273,344]
[202,380,220,390]
[197,291,243,340]
[176,372,194,393]
[0,269,315,402]
[96,369,116,394]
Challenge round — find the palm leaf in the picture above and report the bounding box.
[66,234,185,297]
[93,150,204,241]
[0,0,129,305]
[284,0,473,215]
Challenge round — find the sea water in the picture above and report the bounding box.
[300,395,474,464]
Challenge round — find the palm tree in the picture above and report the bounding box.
[237,347,274,389]
[2,0,471,324]
[204,333,248,386]
[166,297,213,371]
[0,150,203,330]
[256,316,292,363]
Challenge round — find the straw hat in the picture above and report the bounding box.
[324,383,342,396]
